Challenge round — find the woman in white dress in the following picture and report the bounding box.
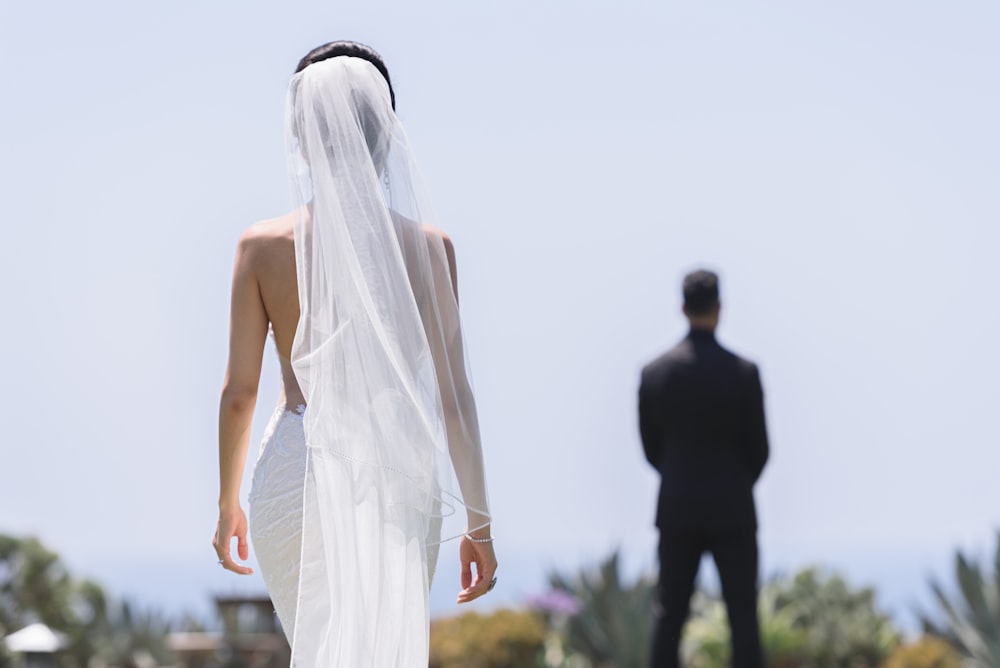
[211,41,497,666]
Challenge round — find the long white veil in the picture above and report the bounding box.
[284,57,490,665]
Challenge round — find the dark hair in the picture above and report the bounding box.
[682,269,720,315]
[296,41,396,110]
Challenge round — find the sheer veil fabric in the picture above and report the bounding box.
[284,57,491,665]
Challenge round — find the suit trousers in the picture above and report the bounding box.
[650,526,763,668]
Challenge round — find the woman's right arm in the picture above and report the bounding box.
[432,232,497,603]
[213,230,269,575]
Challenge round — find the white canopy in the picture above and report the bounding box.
[3,623,68,653]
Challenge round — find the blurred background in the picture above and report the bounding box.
[1,0,998,665]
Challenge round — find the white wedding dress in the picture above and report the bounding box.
[248,401,309,642]
[248,352,439,664]
[247,353,312,646]
[244,56,490,667]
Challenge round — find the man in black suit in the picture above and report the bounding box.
[638,269,769,668]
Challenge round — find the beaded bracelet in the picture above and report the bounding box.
[464,534,495,543]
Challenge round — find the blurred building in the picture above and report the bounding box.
[167,595,288,668]
[2,623,68,668]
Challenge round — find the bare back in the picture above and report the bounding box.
[231,210,458,414]
[243,212,304,409]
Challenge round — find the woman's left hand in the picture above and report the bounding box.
[212,506,255,575]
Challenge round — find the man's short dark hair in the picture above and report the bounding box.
[683,269,720,315]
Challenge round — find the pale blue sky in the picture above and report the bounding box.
[1,0,998,629]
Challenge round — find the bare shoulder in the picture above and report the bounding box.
[236,213,296,264]
[420,224,459,295]
[240,213,295,245]
[421,224,453,249]
[421,224,457,267]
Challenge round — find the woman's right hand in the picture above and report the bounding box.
[456,535,497,604]
[212,506,255,575]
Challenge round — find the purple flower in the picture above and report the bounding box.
[526,590,582,616]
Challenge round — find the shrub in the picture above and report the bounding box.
[882,635,962,668]
[923,532,1000,667]
[429,608,546,668]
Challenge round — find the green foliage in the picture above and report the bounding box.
[681,586,809,668]
[755,583,808,668]
[771,567,898,666]
[882,635,962,668]
[680,591,730,668]
[539,552,899,668]
[546,551,656,668]
[87,599,176,668]
[0,534,103,667]
[924,532,1000,668]
[0,533,175,668]
[429,608,547,668]
[682,567,898,668]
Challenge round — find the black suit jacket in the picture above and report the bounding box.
[639,329,769,532]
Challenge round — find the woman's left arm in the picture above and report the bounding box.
[212,230,269,575]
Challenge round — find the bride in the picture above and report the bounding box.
[211,41,497,666]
